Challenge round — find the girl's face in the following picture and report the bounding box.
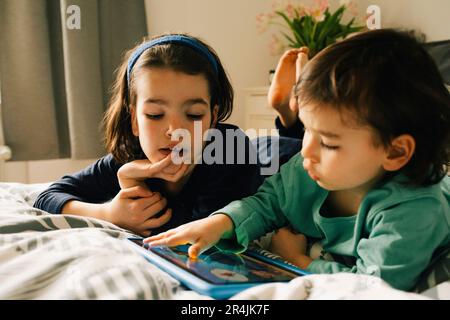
[299,103,388,194]
[132,68,217,164]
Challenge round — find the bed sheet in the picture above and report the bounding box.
[0,182,439,300]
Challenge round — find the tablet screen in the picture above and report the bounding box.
[130,239,300,285]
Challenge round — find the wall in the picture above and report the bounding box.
[144,0,281,129]
[2,159,96,183]
[2,0,449,183]
[357,0,450,41]
[145,0,450,128]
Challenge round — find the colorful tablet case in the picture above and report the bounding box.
[126,237,309,299]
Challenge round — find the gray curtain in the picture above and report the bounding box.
[0,0,147,161]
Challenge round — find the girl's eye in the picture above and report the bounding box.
[320,141,340,150]
[187,114,204,120]
[145,114,163,120]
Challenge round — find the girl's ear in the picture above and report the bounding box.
[210,105,219,128]
[130,106,139,137]
[382,134,415,172]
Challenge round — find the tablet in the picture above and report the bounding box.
[126,237,309,299]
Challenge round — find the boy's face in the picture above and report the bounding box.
[299,103,388,194]
[132,68,217,165]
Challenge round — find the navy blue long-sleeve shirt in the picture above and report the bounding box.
[34,123,263,234]
[275,116,304,139]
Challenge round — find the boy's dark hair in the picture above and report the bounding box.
[295,29,450,186]
[102,33,234,163]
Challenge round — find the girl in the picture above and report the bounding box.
[144,29,450,291]
[34,34,262,237]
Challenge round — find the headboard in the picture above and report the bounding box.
[425,40,450,85]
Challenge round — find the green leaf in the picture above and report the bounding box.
[276,11,306,47]
[271,4,364,54]
[303,16,314,43]
[281,31,301,47]
[317,9,334,44]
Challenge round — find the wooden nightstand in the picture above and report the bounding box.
[243,86,279,140]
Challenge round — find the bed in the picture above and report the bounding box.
[0,182,447,300]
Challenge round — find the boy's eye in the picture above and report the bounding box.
[320,141,339,150]
[145,114,163,120]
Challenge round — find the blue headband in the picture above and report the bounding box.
[126,35,219,85]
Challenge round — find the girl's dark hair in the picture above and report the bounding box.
[295,29,450,186]
[102,33,234,163]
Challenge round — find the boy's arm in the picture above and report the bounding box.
[306,197,448,291]
[145,214,234,259]
[212,157,306,253]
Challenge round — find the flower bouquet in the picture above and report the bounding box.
[257,0,365,57]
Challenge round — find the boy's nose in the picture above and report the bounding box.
[300,134,319,163]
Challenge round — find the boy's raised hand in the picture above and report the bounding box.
[143,214,234,259]
[117,154,190,189]
[268,47,309,127]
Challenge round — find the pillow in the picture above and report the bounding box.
[425,40,450,85]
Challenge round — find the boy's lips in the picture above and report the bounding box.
[306,169,319,181]
[303,161,319,181]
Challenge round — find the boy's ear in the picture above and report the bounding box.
[382,134,415,172]
[210,105,219,128]
[130,106,139,137]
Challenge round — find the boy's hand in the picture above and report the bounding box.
[143,214,234,259]
[269,226,312,269]
[117,154,190,189]
[103,185,171,237]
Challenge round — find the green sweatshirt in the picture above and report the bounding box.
[214,155,450,291]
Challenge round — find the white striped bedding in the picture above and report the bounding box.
[0,182,439,300]
[0,182,184,299]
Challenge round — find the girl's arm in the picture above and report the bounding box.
[61,200,108,220]
[33,154,122,214]
[33,154,170,236]
[62,186,171,237]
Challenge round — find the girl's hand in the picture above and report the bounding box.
[143,214,234,259]
[103,185,171,237]
[117,154,190,189]
[268,227,312,269]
